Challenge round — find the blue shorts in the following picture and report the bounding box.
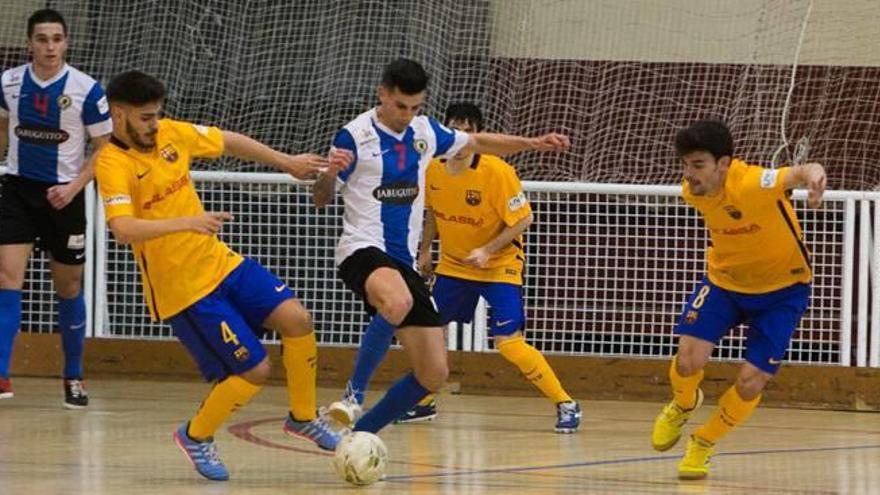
[168,258,296,382]
[433,275,524,336]
[675,277,810,374]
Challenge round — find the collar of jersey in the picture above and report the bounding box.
[370,108,408,141]
[26,63,69,88]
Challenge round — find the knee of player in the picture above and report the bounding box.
[415,362,449,392]
[380,295,413,325]
[735,372,769,399]
[241,358,271,385]
[55,283,83,300]
[289,304,313,331]
[674,353,704,377]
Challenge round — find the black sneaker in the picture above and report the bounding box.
[63,379,89,409]
[394,399,437,424]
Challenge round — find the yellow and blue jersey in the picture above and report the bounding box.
[425,154,531,285]
[95,119,243,320]
[682,159,812,294]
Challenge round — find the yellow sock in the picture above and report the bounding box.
[695,386,761,444]
[283,333,317,421]
[417,394,436,406]
[188,375,262,440]
[498,335,572,404]
[670,355,704,409]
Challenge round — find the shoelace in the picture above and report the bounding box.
[200,441,223,466]
[68,381,84,397]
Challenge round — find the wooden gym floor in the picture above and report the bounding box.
[0,377,877,494]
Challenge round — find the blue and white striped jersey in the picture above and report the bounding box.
[0,63,112,183]
[332,108,469,268]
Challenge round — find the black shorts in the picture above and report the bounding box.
[338,247,441,327]
[0,174,87,265]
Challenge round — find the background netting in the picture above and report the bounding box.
[1,0,879,186]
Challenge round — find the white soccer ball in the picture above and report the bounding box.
[333,431,388,486]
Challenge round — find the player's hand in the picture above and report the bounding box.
[804,162,826,209]
[530,133,570,152]
[463,246,491,268]
[46,183,80,210]
[326,148,354,177]
[283,153,328,180]
[188,212,233,235]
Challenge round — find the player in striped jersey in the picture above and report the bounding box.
[314,59,570,435]
[0,9,112,408]
[652,120,826,479]
[326,103,581,432]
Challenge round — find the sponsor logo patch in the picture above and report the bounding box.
[685,310,699,324]
[466,189,482,206]
[14,124,69,145]
[372,182,419,204]
[97,95,109,114]
[56,94,72,110]
[103,194,131,206]
[508,191,527,211]
[67,234,86,250]
[413,139,428,154]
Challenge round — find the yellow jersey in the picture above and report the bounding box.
[682,158,811,294]
[425,154,531,285]
[95,119,243,320]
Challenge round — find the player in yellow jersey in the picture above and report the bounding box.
[94,70,352,481]
[651,119,826,480]
[327,103,580,432]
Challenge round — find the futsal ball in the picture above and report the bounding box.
[333,431,388,486]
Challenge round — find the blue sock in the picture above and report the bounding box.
[354,373,430,434]
[58,292,86,379]
[347,315,395,404]
[0,290,22,378]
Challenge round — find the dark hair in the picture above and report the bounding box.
[445,102,484,132]
[28,9,67,38]
[674,119,734,160]
[381,58,429,95]
[106,70,166,105]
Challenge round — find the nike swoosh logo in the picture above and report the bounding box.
[768,358,782,365]
[496,319,514,326]
[75,253,85,260]
[430,185,440,190]
[136,170,151,179]
[70,322,86,330]
[274,285,286,293]
[371,149,391,157]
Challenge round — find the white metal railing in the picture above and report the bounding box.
[3,167,879,366]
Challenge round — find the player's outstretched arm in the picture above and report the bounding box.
[463,212,534,268]
[782,162,826,209]
[311,149,354,209]
[107,212,232,245]
[458,132,570,158]
[221,131,328,180]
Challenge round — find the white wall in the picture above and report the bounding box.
[491,0,880,66]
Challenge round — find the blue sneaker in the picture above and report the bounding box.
[555,401,581,434]
[172,423,229,481]
[283,414,341,451]
[394,399,437,424]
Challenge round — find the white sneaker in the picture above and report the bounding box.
[327,396,362,428]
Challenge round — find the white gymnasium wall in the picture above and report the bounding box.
[491,0,880,66]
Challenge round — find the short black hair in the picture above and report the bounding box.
[28,9,67,38]
[106,70,166,106]
[381,58,429,95]
[445,102,484,132]
[674,119,734,160]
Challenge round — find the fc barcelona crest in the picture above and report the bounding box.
[466,189,482,206]
[160,144,179,163]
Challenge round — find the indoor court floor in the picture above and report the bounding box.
[0,377,877,494]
